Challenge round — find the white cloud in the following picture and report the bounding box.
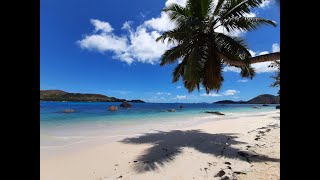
[78,34,128,53]
[144,12,176,32]
[249,50,256,56]
[260,0,273,8]
[258,51,269,55]
[237,79,248,83]
[224,61,277,73]
[223,89,239,96]
[176,95,186,99]
[176,86,182,89]
[200,93,222,97]
[113,52,134,64]
[126,27,171,64]
[79,0,273,65]
[78,33,133,64]
[252,62,277,73]
[223,66,241,73]
[272,43,280,52]
[165,0,187,7]
[90,19,113,33]
[122,21,132,30]
[78,19,172,65]
[157,92,172,95]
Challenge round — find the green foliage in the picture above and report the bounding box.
[269,61,280,95]
[158,0,277,93]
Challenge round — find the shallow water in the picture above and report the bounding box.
[40,102,279,148]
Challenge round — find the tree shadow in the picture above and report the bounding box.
[120,129,279,173]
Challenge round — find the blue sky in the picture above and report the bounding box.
[40,0,280,103]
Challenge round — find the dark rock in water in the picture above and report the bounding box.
[234,171,247,175]
[167,109,177,112]
[215,100,245,104]
[252,106,261,109]
[221,176,230,180]
[180,105,184,108]
[120,101,132,108]
[205,111,225,115]
[276,105,280,109]
[214,170,226,177]
[262,104,269,106]
[63,109,75,113]
[108,105,118,111]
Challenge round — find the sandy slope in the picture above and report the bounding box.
[41,110,280,180]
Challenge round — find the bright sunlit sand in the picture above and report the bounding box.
[41,110,279,180]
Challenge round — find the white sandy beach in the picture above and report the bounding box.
[41,110,280,180]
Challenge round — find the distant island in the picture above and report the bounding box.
[214,94,280,104]
[40,90,145,103]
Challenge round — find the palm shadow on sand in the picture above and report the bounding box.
[120,129,279,173]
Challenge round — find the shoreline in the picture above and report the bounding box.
[41,110,280,179]
[40,110,277,150]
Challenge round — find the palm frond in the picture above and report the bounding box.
[182,45,205,92]
[213,0,227,16]
[156,27,192,44]
[240,65,255,79]
[218,0,263,19]
[172,58,188,82]
[163,4,190,21]
[201,54,224,92]
[222,17,277,32]
[160,42,191,66]
[187,0,213,19]
[214,32,251,62]
[157,0,277,94]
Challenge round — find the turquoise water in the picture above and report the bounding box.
[40,102,279,147]
[41,102,277,124]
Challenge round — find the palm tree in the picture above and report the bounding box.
[269,60,280,95]
[157,0,279,94]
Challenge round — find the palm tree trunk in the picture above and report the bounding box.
[219,52,280,66]
[250,52,280,64]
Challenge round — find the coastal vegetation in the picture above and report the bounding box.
[40,90,145,102]
[157,0,280,93]
[214,94,279,104]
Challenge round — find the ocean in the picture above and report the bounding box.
[40,101,279,148]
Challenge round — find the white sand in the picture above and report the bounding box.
[41,110,280,180]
